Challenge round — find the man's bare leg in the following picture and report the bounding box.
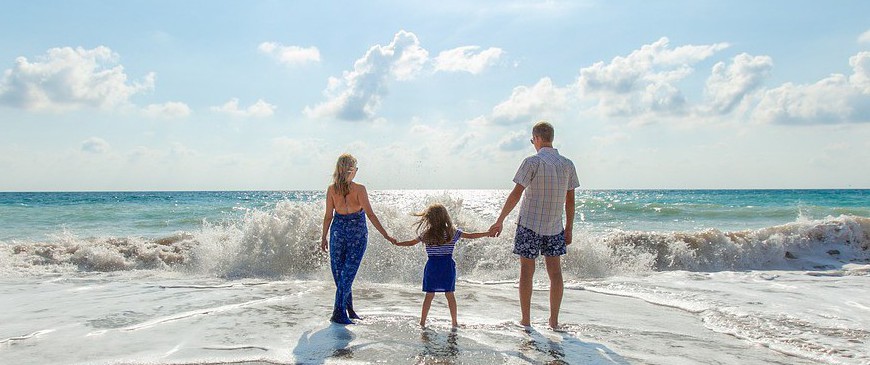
[545,255,563,329]
[519,257,536,326]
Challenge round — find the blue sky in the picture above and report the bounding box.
[1,0,869,191]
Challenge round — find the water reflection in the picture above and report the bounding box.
[416,328,459,364]
[519,327,567,365]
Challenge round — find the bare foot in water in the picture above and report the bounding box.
[519,319,531,327]
[549,318,559,330]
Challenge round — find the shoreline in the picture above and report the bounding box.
[0,277,831,365]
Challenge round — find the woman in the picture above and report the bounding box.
[321,153,395,324]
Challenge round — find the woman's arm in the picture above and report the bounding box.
[321,186,335,252]
[358,184,394,242]
[394,238,420,246]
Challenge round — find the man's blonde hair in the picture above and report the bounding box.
[532,121,554,142]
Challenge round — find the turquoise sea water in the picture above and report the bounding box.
[1,189,867,242]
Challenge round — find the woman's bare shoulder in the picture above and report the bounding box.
[350,182,367,192]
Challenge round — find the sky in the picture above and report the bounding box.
[1,0,869,191]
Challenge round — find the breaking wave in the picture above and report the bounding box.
[2,197,868,280]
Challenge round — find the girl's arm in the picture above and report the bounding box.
[394,238,420,247]
[461,231,492,240]
[358,184,395,243]
[321,186,335,251]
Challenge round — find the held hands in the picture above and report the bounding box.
[384,234,398,245]
[488,221,504,237]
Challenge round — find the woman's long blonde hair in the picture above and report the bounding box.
[332,153,357,197]
[414,204,455,246]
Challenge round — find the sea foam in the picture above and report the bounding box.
[2,197,868,280]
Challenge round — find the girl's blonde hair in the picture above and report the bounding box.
[332,153,357,197]
[414,204,455,246]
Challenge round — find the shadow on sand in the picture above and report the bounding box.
[291,324,356,364]
[512,327,630,365]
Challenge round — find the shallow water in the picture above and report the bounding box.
[1,189,868,364]
[5,272,859,364]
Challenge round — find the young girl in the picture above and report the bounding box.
[393,203,491,327]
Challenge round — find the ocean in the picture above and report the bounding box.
[1,189,868,364]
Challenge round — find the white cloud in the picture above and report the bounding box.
[497,131,528,151]
[142,102,191,118]
[704,53,773,114]
[0,46,154,111]
[169,142,198,159]
[258,42,320,66]
[410,124,437,134]
[491,77,570,124]
[576,37,729,117]
[467,115,488,127]
[271,137,329,166]
[304,30,429,121]
[752,51,870,124]
[451,131,480,151]
[128,146,163,163]
[859,29,870,44]
[81,137,110,154]
[851,51,870,93]
[211,98,276,118]
[272,136,321,152]
[591,132,630,146]
[434,46,504,74]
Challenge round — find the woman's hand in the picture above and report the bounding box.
[320,237,328,252]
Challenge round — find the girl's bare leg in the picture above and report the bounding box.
[421,292,435,327]
[445,292,458,327]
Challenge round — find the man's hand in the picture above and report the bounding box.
[565,229,572,246]
[320,237,328,252]
[489,221,503,237]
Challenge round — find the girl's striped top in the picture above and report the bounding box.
[422,229,462,257]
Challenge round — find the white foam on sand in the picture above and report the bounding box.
[1,271,853,365]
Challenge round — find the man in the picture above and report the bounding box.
[489,121,580,329]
